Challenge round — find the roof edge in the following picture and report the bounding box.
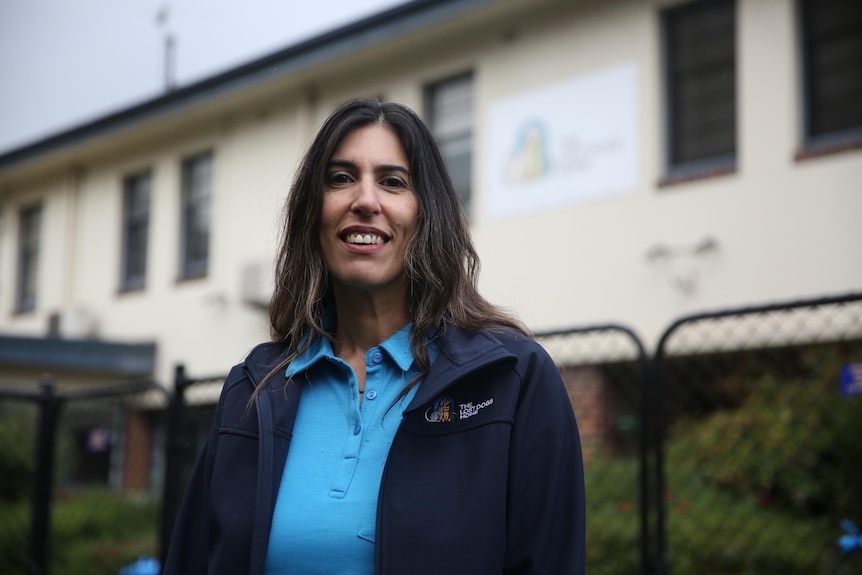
[0,334,157,376]
[0,0,489,174]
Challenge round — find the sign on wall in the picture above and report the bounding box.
[486,62,639,219]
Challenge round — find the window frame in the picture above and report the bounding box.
[661,0,738,184]
[16,203,42,313]
[424,72,475,211]
[119,169,152,292]
[179,151,213,281]
[796,0,862,159]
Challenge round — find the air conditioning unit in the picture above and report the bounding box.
[48,306,99,339]
[240,259,274,309]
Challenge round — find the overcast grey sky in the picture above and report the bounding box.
[0,0,405,154]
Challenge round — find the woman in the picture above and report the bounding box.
[164,99,585,574]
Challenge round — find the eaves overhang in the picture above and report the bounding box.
[0,0,490,176]
[0,335,156,377]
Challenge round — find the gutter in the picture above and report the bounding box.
[0,0,489,173]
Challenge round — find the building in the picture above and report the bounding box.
[0,0,860,481]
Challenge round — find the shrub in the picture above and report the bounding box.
[50,488,160,575]
[0,406,36,503]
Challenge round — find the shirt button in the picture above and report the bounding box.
[371,351,383,364]
[365,390,378,400]
[353,424,361,436]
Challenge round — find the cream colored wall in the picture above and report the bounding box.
[1,0,860,385]
[471,0,862,348]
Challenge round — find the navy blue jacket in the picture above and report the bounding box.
[164,326,585,574]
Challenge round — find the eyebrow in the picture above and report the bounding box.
[327,159,410,176]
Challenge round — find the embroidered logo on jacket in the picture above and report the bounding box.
[459,397,494,419]
[425,396,454,422]
[425,396,495,422]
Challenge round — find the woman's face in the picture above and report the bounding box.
[318,125,419,300]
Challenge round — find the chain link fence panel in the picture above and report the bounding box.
[655,295,862,575]
[538,325,652,575]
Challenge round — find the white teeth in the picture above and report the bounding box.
[347,233,384,245]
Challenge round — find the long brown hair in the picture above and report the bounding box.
[256,98,528,400]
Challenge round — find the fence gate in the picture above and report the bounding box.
[0,378,167,575]
[653,293,862,575]
[538,324,657,575]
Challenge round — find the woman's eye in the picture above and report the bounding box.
[328,172,352,185]
[381,176,407,189]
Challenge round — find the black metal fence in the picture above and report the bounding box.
[1,292,860,575]
[652,293,862,575]
[0,378,167,575]
[535,325,654,575]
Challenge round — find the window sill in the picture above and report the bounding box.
[176,271,208,284]
[795,136,862,162]
[658,162,737,188]
[117,284,146,296]
[12,307,36,316]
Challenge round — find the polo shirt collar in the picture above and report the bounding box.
[285,333,336,379]
[285,322,416,378]
[378,323,415,372]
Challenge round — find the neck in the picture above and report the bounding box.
[331,288,411,358]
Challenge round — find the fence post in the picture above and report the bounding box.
[29,374,61,575]
[643,358,667,575]
[159,364,190,567]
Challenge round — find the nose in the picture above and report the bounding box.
[350,176,380,216]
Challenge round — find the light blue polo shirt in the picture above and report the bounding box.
[264,323,433,575]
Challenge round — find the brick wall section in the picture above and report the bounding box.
[123,409,153,491]
[559,365,623,462]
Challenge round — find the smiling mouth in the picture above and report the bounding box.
[344,232,386,245]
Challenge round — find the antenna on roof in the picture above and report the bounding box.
[156,5,176,92]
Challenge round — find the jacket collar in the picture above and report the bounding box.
[242,341,292,387]
[241,326,519,409]
[406,326,517,412]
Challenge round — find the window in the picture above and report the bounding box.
[425,73,474,210]
[663,0,736,176]
[799,0,862,151]
[180,152,212,279]
[16,204,41,312]
[120,170,151,291]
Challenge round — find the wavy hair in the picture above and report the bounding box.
[260,98,528,397]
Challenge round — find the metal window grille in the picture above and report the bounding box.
[16,203,41,312]
[663,0,736,170]
[425,73,474,211]
[121,170,152,291]
[800,0,862,141]
[180,152,212,279]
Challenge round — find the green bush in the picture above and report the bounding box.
[0,499,30,574]
[50,488,160,575]
[0,488,161,575]
[0,407,36,503]
[584,344,861,574]
[663,455,832,574]
[584,456,641,575]
[662,344,862,573]
[667,345,862,520]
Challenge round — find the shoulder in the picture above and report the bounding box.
[437,326,557,381]
[219,340,291,398]
[244,340,292,368]
[483,328,556,373]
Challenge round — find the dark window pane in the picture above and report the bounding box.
[121,170,151,290]
[664,0,736,167]
[16,204,41,312]
[802,0,862,138]
[426,74,473,210]
[180,152,212,278]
